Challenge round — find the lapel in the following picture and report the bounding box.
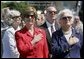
[45,28,52,43]
[59,28,79,47]
[57,29,70,46]
[40,22,52,43]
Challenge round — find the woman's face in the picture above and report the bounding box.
[24,15,35,27]
[59,12,73,28]
[36,14,43,26]
[13,16,21,26]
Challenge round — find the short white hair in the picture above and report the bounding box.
[47,6,57,12]
[8,10,21,25]
[57,9,74,21]
[9,10,21,17]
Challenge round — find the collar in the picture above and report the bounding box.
[10,26,20,31]
[23,26,41,37]
[46,20,55,27]
[62,28,72,35]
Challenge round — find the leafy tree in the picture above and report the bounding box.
[1,2,31,14]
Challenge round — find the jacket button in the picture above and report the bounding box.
[64,50,66,53]
[66,49,69,52]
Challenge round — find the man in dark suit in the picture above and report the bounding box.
[40,6,60,58]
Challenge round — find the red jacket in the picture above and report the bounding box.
[15,26,49,58]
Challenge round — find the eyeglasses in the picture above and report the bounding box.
[12,16,21,20]
[12,16,20,19]
[48,11,58,14]
[61,16,72,20]
[25,15,35,19]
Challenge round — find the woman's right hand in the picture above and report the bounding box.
[68,36,79,45]
[31,33,43,45]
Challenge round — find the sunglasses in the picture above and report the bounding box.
[61,16,72,20]
[25,15,35,19]
[48,11,58,14]
[12,16,20,19]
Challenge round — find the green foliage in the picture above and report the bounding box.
[1,2,45,13]
[1,2,8,9]
[1,2,32,15]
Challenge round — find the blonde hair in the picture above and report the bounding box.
[23,6,36,16]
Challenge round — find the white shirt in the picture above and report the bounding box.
[2,26,20,58]
[63,29,72,42]
[46,20,56,37]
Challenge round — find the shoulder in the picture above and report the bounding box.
[35,27,45,32]
[15,26,27,34]
[52,28,63,37]
[4,27,14,34]
[15,30,21,36]
[35,27,46,34]
[72,28,80,34]
[6,27,13,31]
[40,22,47,28]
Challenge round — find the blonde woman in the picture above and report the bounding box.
[15,7,49,58]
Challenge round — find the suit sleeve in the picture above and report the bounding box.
[15,31,34,56]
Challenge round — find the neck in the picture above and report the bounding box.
[62,26,71,32]
[12,24,18,30]
[47,20,55,24]
[26,25,34,35]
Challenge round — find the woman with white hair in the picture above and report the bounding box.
[1,7,11,56]
[1,7,11,38]
[51,9,83,58]
[2,10,21,58]
[73,16,83,35]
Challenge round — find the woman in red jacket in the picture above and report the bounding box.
[15,6,49,58]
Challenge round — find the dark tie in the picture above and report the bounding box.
[51,25,54,33]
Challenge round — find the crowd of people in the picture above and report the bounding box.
[1,5,83,58]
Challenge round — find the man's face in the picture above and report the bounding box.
[46,7,57,23]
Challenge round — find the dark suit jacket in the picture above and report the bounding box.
[51,28,83,58]
[40,22,60,54]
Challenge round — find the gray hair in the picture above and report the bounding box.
[1,7,10,20]
[7,10,21,26]
[56,9,74,22]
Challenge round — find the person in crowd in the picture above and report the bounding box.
[40,6,60,58]
[51,9,83,58]
[1,7,11,39]
[36,12,45,26]
[72,16,83,35]
[1,7,11,56]
[2,10,21,58]
[15,6,49,58]
[73,16,83,58]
